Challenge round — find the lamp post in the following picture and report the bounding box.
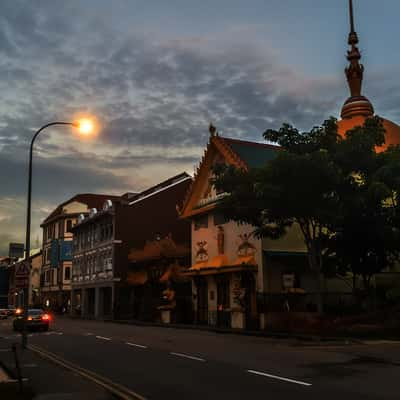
[22,119,94,348]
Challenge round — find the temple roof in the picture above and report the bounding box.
[179,134,279,218]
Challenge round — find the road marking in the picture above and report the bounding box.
[247,369,312,386]
[170,352,206,362]
[0,349,11,352]
[126,342,147,349]
[22,363,37,368]
[95,336,111,341]
[84,332,94,336]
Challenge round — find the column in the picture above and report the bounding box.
[94,287,100,319]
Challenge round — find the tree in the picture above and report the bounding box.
[213,118,343,312]
[213,116,400,312]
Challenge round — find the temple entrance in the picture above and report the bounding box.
[217,276,230,328]
[196,278,208,324]
[242,273,258,330]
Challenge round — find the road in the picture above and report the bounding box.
[1,316,400,399]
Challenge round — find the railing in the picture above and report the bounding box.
[256,292,360,314]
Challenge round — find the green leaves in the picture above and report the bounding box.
[214,115,400,297]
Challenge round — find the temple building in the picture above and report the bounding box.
[178,129,311,329]
[337,0,400,150]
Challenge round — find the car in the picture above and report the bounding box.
[13,309,51,332]
[0,309,8,319]
[7,306,16,316]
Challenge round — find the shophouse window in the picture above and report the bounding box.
[66,220,72,232]
[194,214,208,230]
[65,266,71,280]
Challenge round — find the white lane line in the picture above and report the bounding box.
[126,342,147,349]
[84,332,94,336]
[247,369,312,386]
[170,352,206,362]
[95,336,111,341]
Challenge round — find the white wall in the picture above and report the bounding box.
[191,214,264,290]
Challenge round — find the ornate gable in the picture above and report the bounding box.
[179,135,249,219]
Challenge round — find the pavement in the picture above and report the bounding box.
[1,315,400,399]
[0,320,113,399]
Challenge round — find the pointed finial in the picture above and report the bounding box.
[349,0,355,33]
[209,122,216,137]
[341,0,374,118]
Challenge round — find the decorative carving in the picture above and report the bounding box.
[237,233,256,257]
[195,241,208,262]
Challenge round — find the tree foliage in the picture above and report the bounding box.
[213,116,400,307]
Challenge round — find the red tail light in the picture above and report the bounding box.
[42,314,50,321]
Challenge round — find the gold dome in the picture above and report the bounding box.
[337,1,400,153]
[337,115,400,153]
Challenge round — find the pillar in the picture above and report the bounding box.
[94,287,100,319]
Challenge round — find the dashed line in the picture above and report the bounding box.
[170,352,206,362]
[84,333,94,336]
[95,336,111,341]
[126,342,147,349]
[247,369,312,386]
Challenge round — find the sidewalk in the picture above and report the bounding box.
[0,339,113,400]
[104,317,364,344]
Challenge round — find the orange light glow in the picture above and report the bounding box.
[27,316,33,321]
[42,314,50,321]
[16,308,22,315]
[76,118,94,135]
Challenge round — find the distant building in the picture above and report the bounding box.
[7,249,41,308]
[0,257,11,308]
[40,194,120,312]
[70,172,192,320]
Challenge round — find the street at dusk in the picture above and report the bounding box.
[2,0,400,399]
[1,317,400,399]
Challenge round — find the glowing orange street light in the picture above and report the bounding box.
[75,118,95,136]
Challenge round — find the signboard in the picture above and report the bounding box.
[15,261,30,289]
[50,240,59,267]
[9,243,24,259]
[282,273,295,289]
[59,241,73,261]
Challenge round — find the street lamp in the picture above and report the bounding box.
[22,118,94,348]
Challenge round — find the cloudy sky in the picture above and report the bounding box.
[1,0,399,255]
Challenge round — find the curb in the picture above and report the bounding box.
[103,318,363,344]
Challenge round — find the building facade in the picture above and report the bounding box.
[71,173,192,320]
[0,257,11,308]
[40,194,120,312]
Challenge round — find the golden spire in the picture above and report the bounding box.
[341,0,374,118]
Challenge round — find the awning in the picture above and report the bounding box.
[126,270,148,286]
[231,255,257,266]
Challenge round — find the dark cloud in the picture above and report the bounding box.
[1,1,400,254]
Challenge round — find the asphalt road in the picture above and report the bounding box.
[1,316,400,399]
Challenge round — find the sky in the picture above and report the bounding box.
[1,0,400,255]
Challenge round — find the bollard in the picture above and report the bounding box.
[11,343,23,393]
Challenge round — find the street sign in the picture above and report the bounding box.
[15,261,30,289]
[15,276,29,289]
[9,243,24,259]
